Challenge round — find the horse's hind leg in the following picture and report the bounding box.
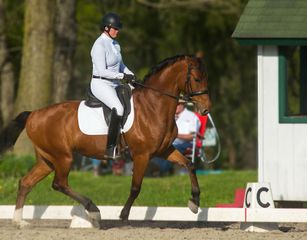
[51,155,101,228]
[165,147,200,214]
[13,151,53,228]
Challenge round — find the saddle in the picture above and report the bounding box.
[84,84,132,127]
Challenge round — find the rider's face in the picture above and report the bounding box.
[109,27,119,38]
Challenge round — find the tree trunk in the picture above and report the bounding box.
[226,136,237,168]
[52,0,76,103]
[0,0,15,127]
[14,0,55,155]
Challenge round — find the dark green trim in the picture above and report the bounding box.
[279,115,307,123]
[300,47,307,114]
[236,39,307,46]
[278,51,287,122]
[279,116,307,123]
[278,47,307,123]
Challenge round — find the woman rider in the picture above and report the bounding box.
[90,12,135,160]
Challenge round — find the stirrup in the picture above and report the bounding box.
[104,146,120,160]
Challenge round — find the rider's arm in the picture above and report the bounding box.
[91,42,124,79]
[120,61,134,75]
[177,133,194,141]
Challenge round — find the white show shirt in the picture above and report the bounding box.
[173,108,200,145]
[90,33,133,80]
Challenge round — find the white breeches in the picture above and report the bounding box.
[90,78,124,116]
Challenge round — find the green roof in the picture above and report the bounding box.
[232,0,307,39]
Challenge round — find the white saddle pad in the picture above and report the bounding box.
[77,99,134,135]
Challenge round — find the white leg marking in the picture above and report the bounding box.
[12,208,29,228]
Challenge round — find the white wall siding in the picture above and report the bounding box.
[257,45,279,190]
[257,45,307,201]
[292,125,307,199]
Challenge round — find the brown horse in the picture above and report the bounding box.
[0,55,211,228]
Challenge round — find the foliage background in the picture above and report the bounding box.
[0,0,257,169]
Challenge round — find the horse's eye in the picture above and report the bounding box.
[195,78,201,82]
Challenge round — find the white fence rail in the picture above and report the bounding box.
[1,205,307,223]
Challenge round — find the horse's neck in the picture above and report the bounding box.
[133,86,177,123]
[145,63,183,95]
[133,61,185,121]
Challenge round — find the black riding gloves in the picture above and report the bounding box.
[123,73,135,83]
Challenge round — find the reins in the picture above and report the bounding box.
[132,81,181,101]
[132,61,209,103]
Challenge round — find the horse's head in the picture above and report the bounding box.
[178,56,211,115]
[141,55,211,115]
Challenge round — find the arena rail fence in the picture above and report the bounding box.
[1,205,307,224]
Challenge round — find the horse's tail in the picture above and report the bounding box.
[0,111,32,155]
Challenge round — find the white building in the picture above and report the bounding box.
[233,0,307,202]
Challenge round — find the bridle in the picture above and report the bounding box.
[183,64,209,102]
[132,61,209,103]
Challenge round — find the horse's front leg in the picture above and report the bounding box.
[165,147,200,213]
[120,154,149,221]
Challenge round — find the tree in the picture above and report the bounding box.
[52,0,76,103]
[0,0,15,127]
[13,0,56,155]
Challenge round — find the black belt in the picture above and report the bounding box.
[92,75,115,81]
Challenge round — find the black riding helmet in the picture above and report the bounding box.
[100,12,122,30]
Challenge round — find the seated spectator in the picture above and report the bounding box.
[91,158,112,176]
[173,99,200,154]
[92,158,101,176]
[148,100,200,177]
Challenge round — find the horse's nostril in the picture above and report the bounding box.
[202,109,209,115]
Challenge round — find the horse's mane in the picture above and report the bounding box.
[143,54,198,82]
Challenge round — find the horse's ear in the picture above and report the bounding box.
[196,54,204,61]
[195,51,204,59]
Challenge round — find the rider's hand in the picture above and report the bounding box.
[123,73,135,83]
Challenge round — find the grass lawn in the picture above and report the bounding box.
[0,170,256,207]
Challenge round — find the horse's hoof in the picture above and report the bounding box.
[12,220,30,229]
[90,219,101,229]
[120,212,128,222]
[188,200,199,214]
[88,211,101,228]
[120,218,130,226]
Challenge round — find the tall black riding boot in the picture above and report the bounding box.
[104,108,122,160]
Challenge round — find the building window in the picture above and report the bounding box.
[279,46,307,123]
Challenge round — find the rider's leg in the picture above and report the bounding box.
[90,79,124,116]
[104,108,122,159]
[90,79,124,159]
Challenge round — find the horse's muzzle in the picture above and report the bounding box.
[195,105,210,116]
[195,102,211,116]
[201,109,210,115]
